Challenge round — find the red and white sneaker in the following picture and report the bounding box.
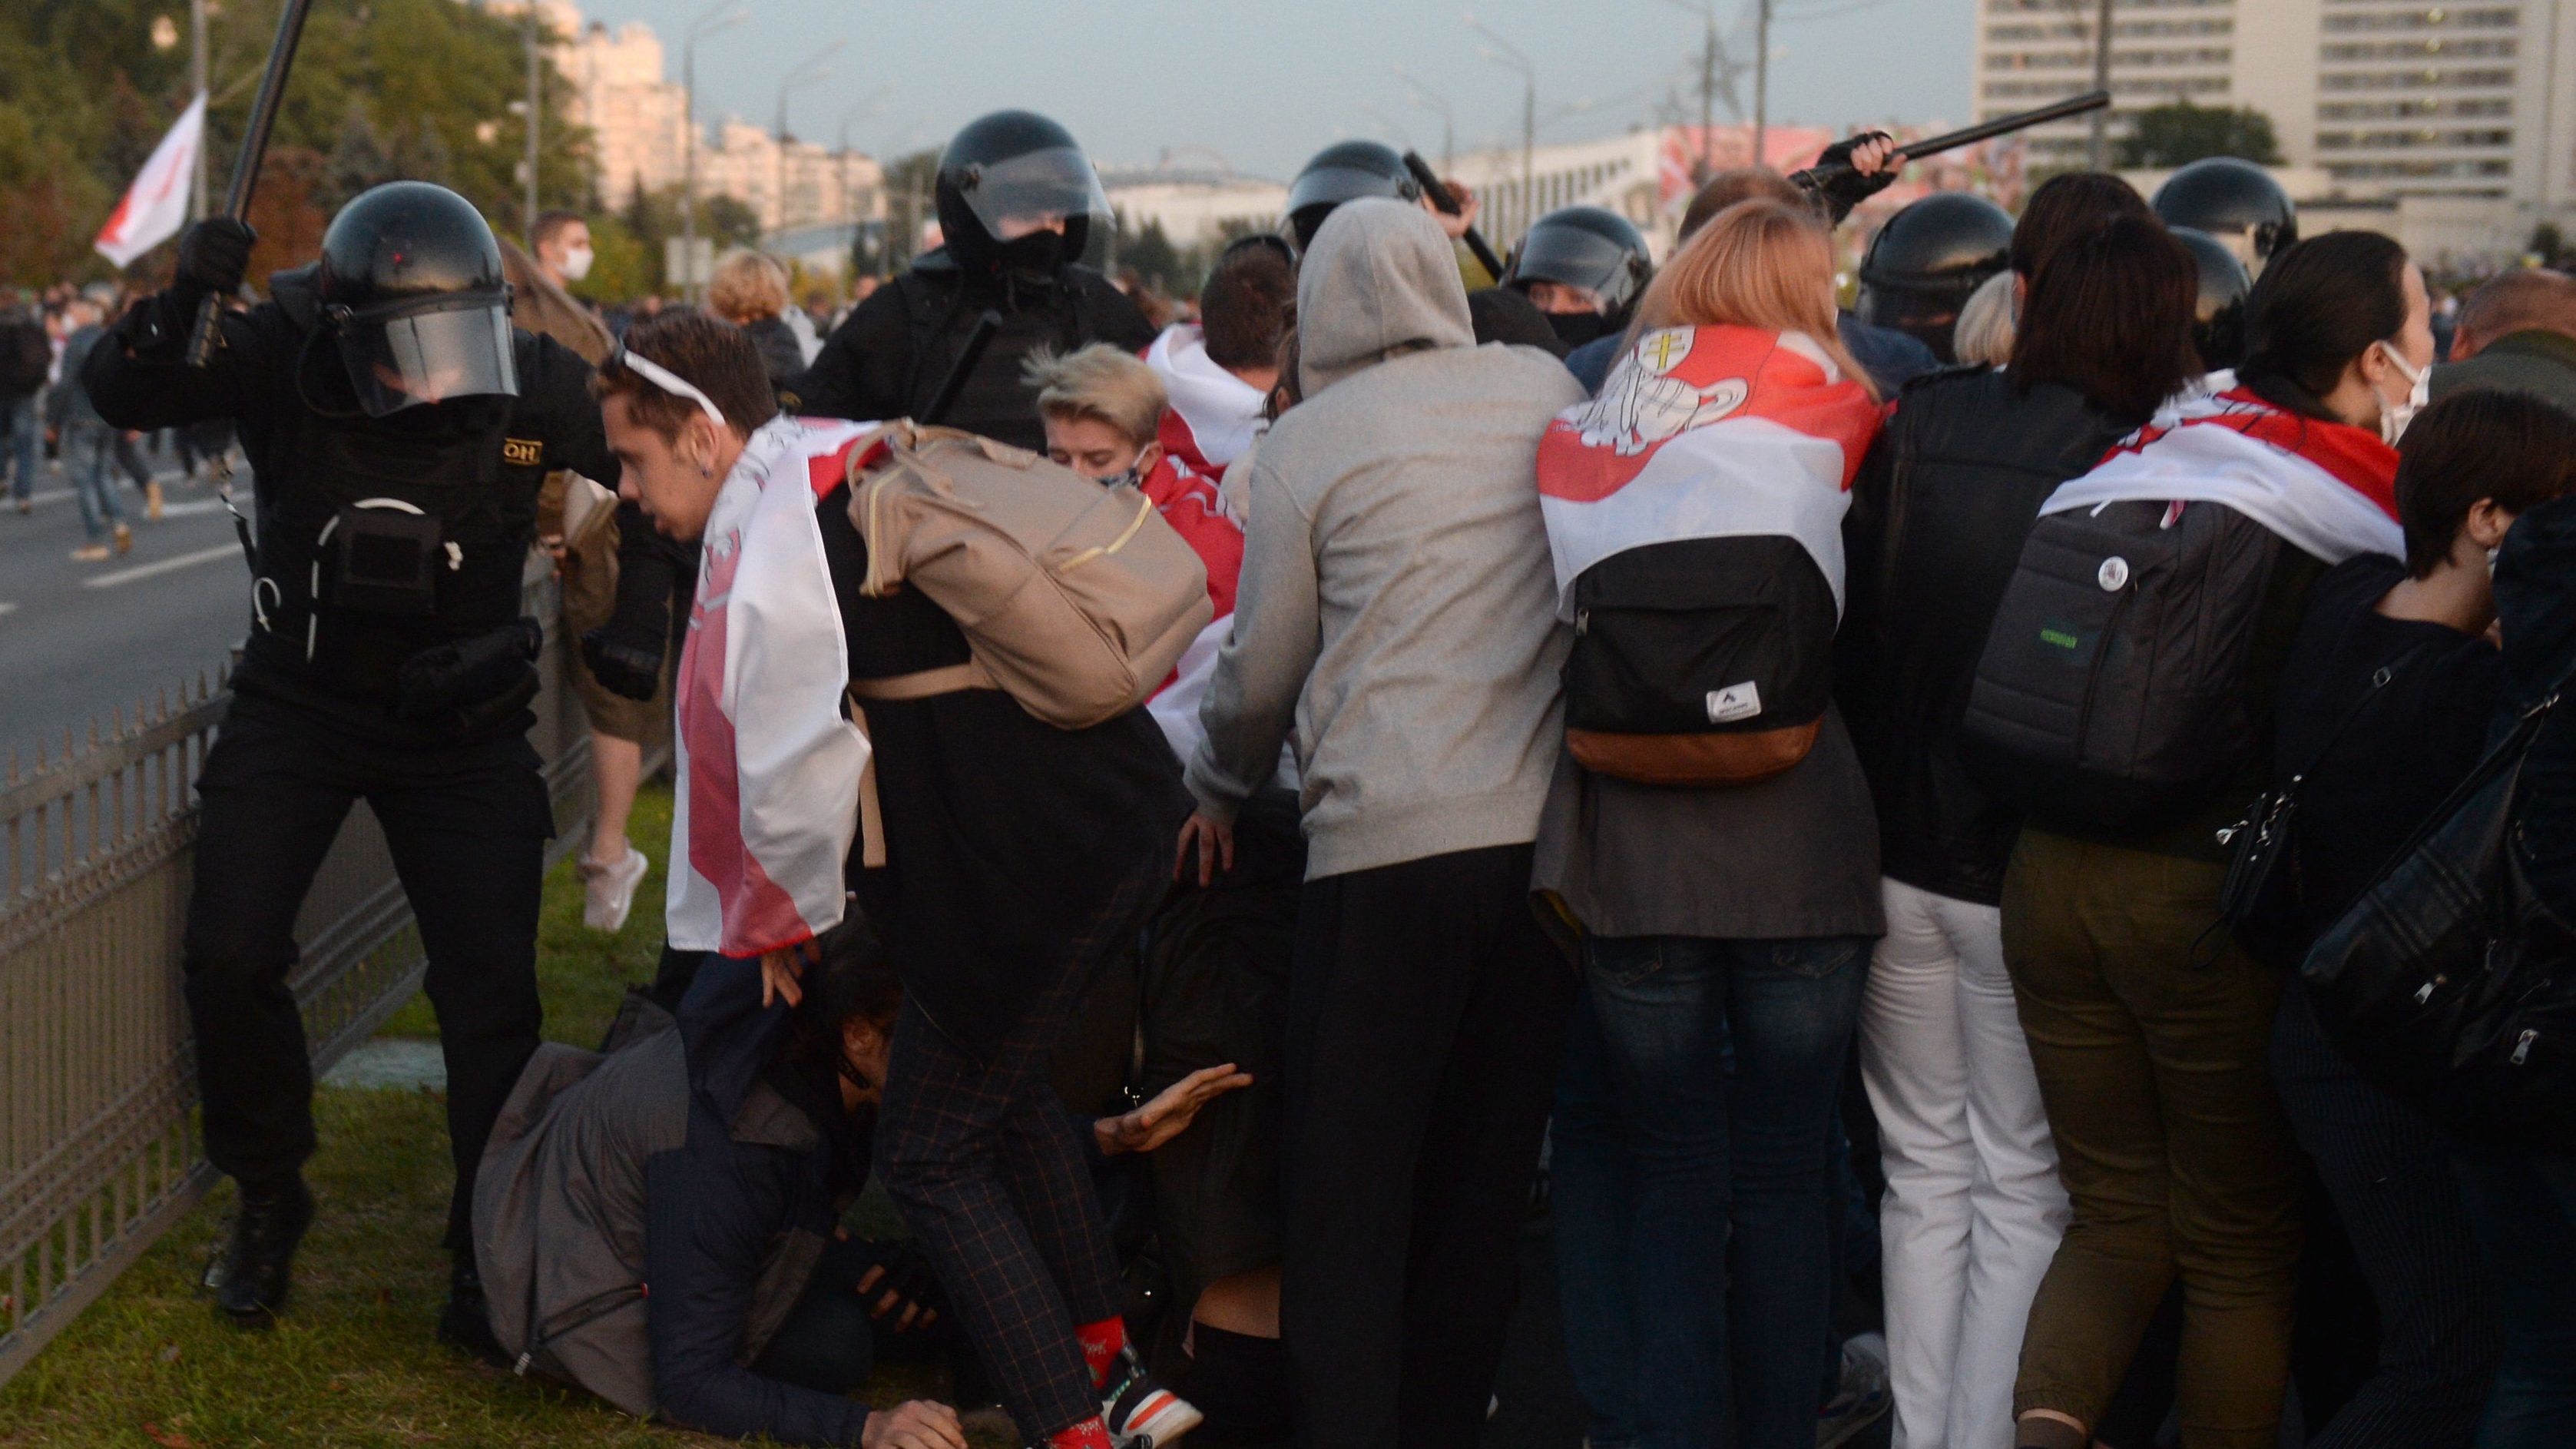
[1101,1347,1202,1447]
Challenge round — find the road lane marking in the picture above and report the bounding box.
[82,542,242,589]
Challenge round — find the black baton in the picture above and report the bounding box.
[1789,91,2111,195]
[188,0,318,367]
[1403,151,1508,280]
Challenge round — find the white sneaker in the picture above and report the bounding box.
[1815,1331,1890,1449]
[580,845,650,933]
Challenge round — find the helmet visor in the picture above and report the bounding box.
[955,145,1111,240]
[1507,227,1641,311]
[338,297,518,417]
[1286,162,1413,220]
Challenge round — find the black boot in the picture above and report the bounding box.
[439,1255,505,1364]
[204,1175,314,1327]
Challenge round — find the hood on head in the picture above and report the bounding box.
[1296,197,1473,397]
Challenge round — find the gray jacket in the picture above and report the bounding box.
[2430,327,2576,419]
[1187,197,1584,878]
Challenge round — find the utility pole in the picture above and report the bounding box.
[1393,65,1457,174]
[190,0,210,220]
[680,2,747,305]
[1698,8,1716,181]
[1468,15,1537,239]
[2088,0,2115,169]
[1752,0,1772,168]
[524,1,541,240]
[776,41,844,238]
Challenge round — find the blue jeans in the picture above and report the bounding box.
[64,424,127,542]
[1551,933,1872,1449]
[2453,1146,2576,1447]
[1,393,36,502]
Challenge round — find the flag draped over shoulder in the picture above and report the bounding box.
[1146,323,1267,477]
[1536,324,1882,618]
[667,416,881,958]
[1138,455,1243,770]
[2040,376,2403,564]
[95,93,206,269]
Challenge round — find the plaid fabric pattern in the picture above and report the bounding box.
[875,859,1163,1439]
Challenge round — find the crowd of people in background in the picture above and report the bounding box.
[69,98,2576,1449]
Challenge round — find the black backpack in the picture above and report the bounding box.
[1562,535,1839,787]
[1958,499,2282,834]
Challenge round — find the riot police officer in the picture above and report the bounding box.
[1281,138,1565,353]
[1500,204,1654,353]
[2152,156,2297,276]
[84,182,621,1341]
[1854,191,2016,364]
[2171,224,2253,371]
[787,109,1154,450]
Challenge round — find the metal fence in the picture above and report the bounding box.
[0,559,601,1384]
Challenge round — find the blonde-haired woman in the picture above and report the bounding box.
[1535,198,1889,1449]
[1952,270,2018,367]
[706,251,803,387]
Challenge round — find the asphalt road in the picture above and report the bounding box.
[0,443,255,766]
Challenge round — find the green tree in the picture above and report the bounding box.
[2114,100,2285,169]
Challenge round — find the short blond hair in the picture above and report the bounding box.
[1952,270,2018,366]
[707,251,790,323]
[1022,343,1168,445]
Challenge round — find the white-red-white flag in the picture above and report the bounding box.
[95,93,207,270]
[1537,325,1884,619]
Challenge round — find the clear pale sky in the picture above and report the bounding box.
[587,0,1978,179]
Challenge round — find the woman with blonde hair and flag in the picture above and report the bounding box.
[1533,198,1889,1449]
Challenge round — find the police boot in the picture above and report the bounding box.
[205,1175,314,1327]
[439,1255,505,1364]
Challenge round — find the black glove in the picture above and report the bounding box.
[856,1240,945,1331]
[1803,131,1899,226]
[176,218,257,300]
[581,623,664,701]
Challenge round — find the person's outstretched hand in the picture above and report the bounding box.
[860,1400,965,1449]
[1808,129,1902,224]
[1174,811,1235,887]
[1421,178,1481,240]
[758,939,819,1008]
[1095,1063,1254,1157]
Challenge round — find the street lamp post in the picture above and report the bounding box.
[524,0,541,240]
[680,0,748,305]
[1392,65,1456,173]
[1467,15,1536,237]
[190,0,210,220]
[2088,0,2115,169]
[1752,0,1773,168]
[774,41,846,240]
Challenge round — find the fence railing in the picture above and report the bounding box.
[0,558,601,1384]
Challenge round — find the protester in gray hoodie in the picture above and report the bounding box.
[1179,195,1585,1449]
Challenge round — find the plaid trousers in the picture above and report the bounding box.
[875,860,1161,1439]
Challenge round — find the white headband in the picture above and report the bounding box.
[613,345,727,429]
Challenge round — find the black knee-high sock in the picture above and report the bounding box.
[1187,1324,1291,1448]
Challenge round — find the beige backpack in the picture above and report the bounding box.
[844,422,1213,730]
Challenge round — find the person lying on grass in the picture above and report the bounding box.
[470,923,1247,1449]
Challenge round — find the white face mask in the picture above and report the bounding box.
[2375,340,2429,445]
[558,244,594,284]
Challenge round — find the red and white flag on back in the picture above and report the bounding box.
[96,93,207,270]
[1536,324,1883,619]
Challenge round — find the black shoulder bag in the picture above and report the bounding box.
[2298,671,2576,1152]
[2214,642,2432,969]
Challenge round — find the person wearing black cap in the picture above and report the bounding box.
[1499,204,1654,354]
[786,110,1154,450]
[81,183,626,1345]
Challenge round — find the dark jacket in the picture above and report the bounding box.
[1836,366,2144,904]
[0,308,51,400]
[2430,327,2576,419]
[2497,492,2576,914]
[786,249,1154,451]
[473,960,872,1446]
[816,482,1190,1056]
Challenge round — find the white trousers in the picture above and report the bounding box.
[1859,877,2070,1449]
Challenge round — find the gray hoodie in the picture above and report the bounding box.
[1187,198,1584,879]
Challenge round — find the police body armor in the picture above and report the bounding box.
[250,265,548,732]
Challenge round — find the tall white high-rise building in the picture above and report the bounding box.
[1972,0,2576,243]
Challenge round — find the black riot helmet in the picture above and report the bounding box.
[933,109,1112,275]
[2151,158,2296,274]
[2170,225,2252,372]
[1855,191,2015,364]
[315,181,517,418]
[1503,206,1654,347]
[1285,141,1420,253]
